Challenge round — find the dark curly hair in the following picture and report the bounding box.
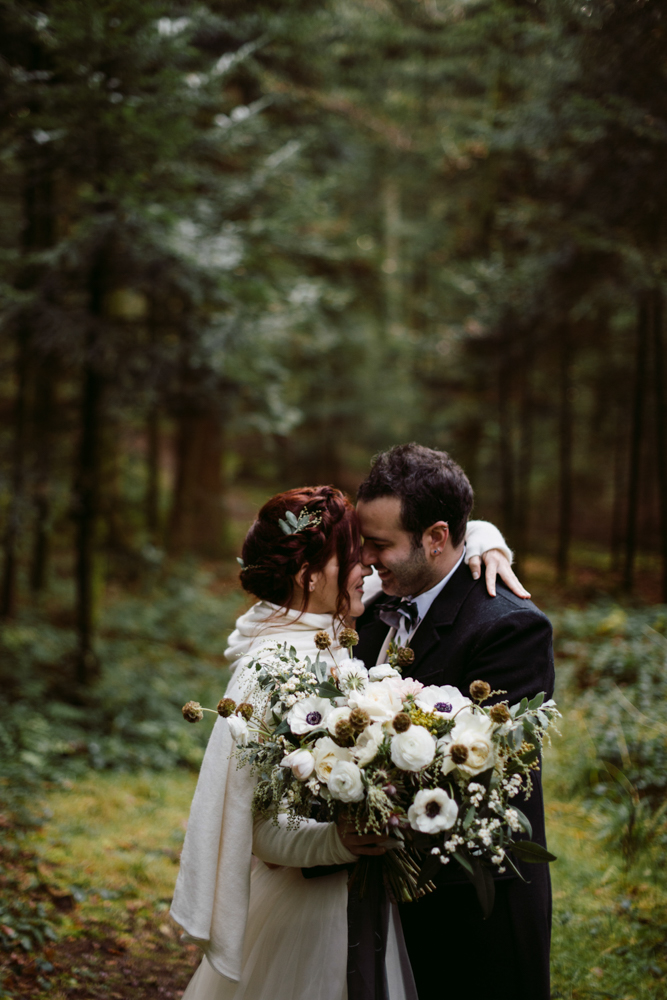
[356,443,474,547]
[239,486,360,619]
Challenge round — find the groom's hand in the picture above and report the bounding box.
[337,821,388,856]
[469,548,531,599]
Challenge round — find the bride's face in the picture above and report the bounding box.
[306,556,369,617]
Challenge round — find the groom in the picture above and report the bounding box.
[354,443,554,1000]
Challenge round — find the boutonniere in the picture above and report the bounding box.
[386,638,415,673]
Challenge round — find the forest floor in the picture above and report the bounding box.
[6,684,667,1000]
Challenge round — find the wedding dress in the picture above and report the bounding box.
[171,520,511,1000]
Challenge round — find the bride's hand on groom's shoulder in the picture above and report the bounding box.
[337,820,388,857]
[469,549,531,600]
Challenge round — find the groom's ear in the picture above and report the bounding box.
[425,521,450,553]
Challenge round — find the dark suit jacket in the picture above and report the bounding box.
[355,561,555,1000]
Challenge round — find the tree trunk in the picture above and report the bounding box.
[610,400,626,575]
[168,412,226,558]
[383,176,402,338]
[497,344,515,541]
[623,294,649,592]
[146,406,161,542]
[652,288,667,602]
[514,338,534,577]
[0,325,30,618]
[73,248,106,684]
[556,325,573,584]
[30,359,56,592]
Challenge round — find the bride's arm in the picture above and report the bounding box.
[465,519,530,599]
[252,815,356,868]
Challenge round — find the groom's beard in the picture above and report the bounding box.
[377,546,436,598]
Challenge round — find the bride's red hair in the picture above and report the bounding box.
[239,486,360,620]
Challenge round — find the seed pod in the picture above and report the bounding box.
[396,647,415,668]
[335,719,355,745]
[489,703,511,725]
[339,627,359,649]
[469,680,491,702]
[449,743,469,765]
[392,712,412,734]
[182,701,204,723]
[237,702,253,721]
[349,707,371,733]
[314,630,332,650]
[217,697,236,718]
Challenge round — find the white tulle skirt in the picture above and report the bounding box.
[180,861,408,1000]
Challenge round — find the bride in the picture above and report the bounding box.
[171,485,518,1000]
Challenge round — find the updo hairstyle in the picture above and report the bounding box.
[239,486,360,619]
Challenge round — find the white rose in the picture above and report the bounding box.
[351,722,385,766]
[327,706,352,735]
[227,715,249,745]
[312,736,353,781]
[287,696,333,735]
[328,761,365,803]
[337,660,369,692]
[390,725,436,771]
[440,710,496,776]
[368,665,400,682]
[281,748,315,780]
[416,684,471,719]
[407,788,458,833]
[348,681,403,723]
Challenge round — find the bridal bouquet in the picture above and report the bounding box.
[182,631,559,916]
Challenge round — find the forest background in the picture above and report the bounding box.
[1,0,667,998]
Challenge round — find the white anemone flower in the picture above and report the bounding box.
[287,696,333,735]
[408,788,458,833]
[415,684,472,718]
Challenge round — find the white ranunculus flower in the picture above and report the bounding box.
[439,709,496,776]
[407,788,458,833]
[351,722,385,766]
[348,681,403,723]
[287,696,333,735]
[415,684,471,718]
[312,736,353,781]
[391,725,436,771]
[327,706,352,735]
[227,715,249,745]
[281,748,315,780]
[337,659,369,692]
[328,760,365,802]
[368,665,400,682]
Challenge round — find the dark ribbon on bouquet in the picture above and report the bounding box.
[375,597,420,632]
[302,859,418,1000]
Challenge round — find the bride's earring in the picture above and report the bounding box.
[309,582,315,591]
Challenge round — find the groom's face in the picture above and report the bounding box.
[357,496,437,598]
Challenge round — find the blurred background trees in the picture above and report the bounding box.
[1,0,666,676]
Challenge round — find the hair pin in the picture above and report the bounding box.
[278,507,323,536]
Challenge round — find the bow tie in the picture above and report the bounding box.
[376,596,420,632]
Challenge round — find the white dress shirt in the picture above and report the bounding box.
[394,547,467,647]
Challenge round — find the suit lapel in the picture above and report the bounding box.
[410,561,478,673]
